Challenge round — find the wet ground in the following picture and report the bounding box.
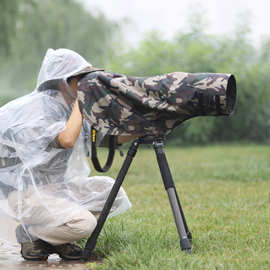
[0,215,94,269]
[0,240,89,270]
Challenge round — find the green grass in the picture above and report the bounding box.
[85,144,270,270]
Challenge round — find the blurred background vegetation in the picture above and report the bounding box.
[1,0,270,144]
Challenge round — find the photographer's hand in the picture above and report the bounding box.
[57,99,82,148]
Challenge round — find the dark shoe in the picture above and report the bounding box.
[51,243,83,260]
[21,239,51,261]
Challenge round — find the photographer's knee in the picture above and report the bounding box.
[68,211,97,238]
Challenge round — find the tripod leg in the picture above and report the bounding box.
[83,140,140,260]
[153,140,191,253]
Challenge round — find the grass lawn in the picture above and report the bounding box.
[85,144,270,270]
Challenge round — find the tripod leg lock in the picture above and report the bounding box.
[127,141,139,157]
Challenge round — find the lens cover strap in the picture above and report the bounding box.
[91,127,115,172]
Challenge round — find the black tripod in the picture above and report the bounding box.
[83,136,192,260]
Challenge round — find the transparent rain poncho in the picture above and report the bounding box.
[0,48,131,243]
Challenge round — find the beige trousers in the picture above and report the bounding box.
[29,210,97,245]
[8,190,97,245]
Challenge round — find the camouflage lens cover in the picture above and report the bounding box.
[78,71,236,137]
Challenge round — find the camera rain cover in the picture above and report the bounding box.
[78,71,237,137]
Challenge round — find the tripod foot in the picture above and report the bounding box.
[180,238,191,253]
[83,239,97,261]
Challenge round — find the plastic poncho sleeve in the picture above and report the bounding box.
[0,91,69,198]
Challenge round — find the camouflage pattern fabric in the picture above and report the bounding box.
[77,71,236,137]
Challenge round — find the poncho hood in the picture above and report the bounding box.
[36,48,103,93]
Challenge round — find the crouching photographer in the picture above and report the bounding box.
[0,48,135,261]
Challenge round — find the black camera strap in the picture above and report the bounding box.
[91,127,115,172]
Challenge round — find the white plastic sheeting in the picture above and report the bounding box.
[0,48,131,242]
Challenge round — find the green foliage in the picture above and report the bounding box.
[0,0,19,56]
[108,17,270,143]
[0,0,121,96]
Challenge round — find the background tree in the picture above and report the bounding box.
[108,13,270,144]
[0,0,121,97]
[0,0,19,56]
